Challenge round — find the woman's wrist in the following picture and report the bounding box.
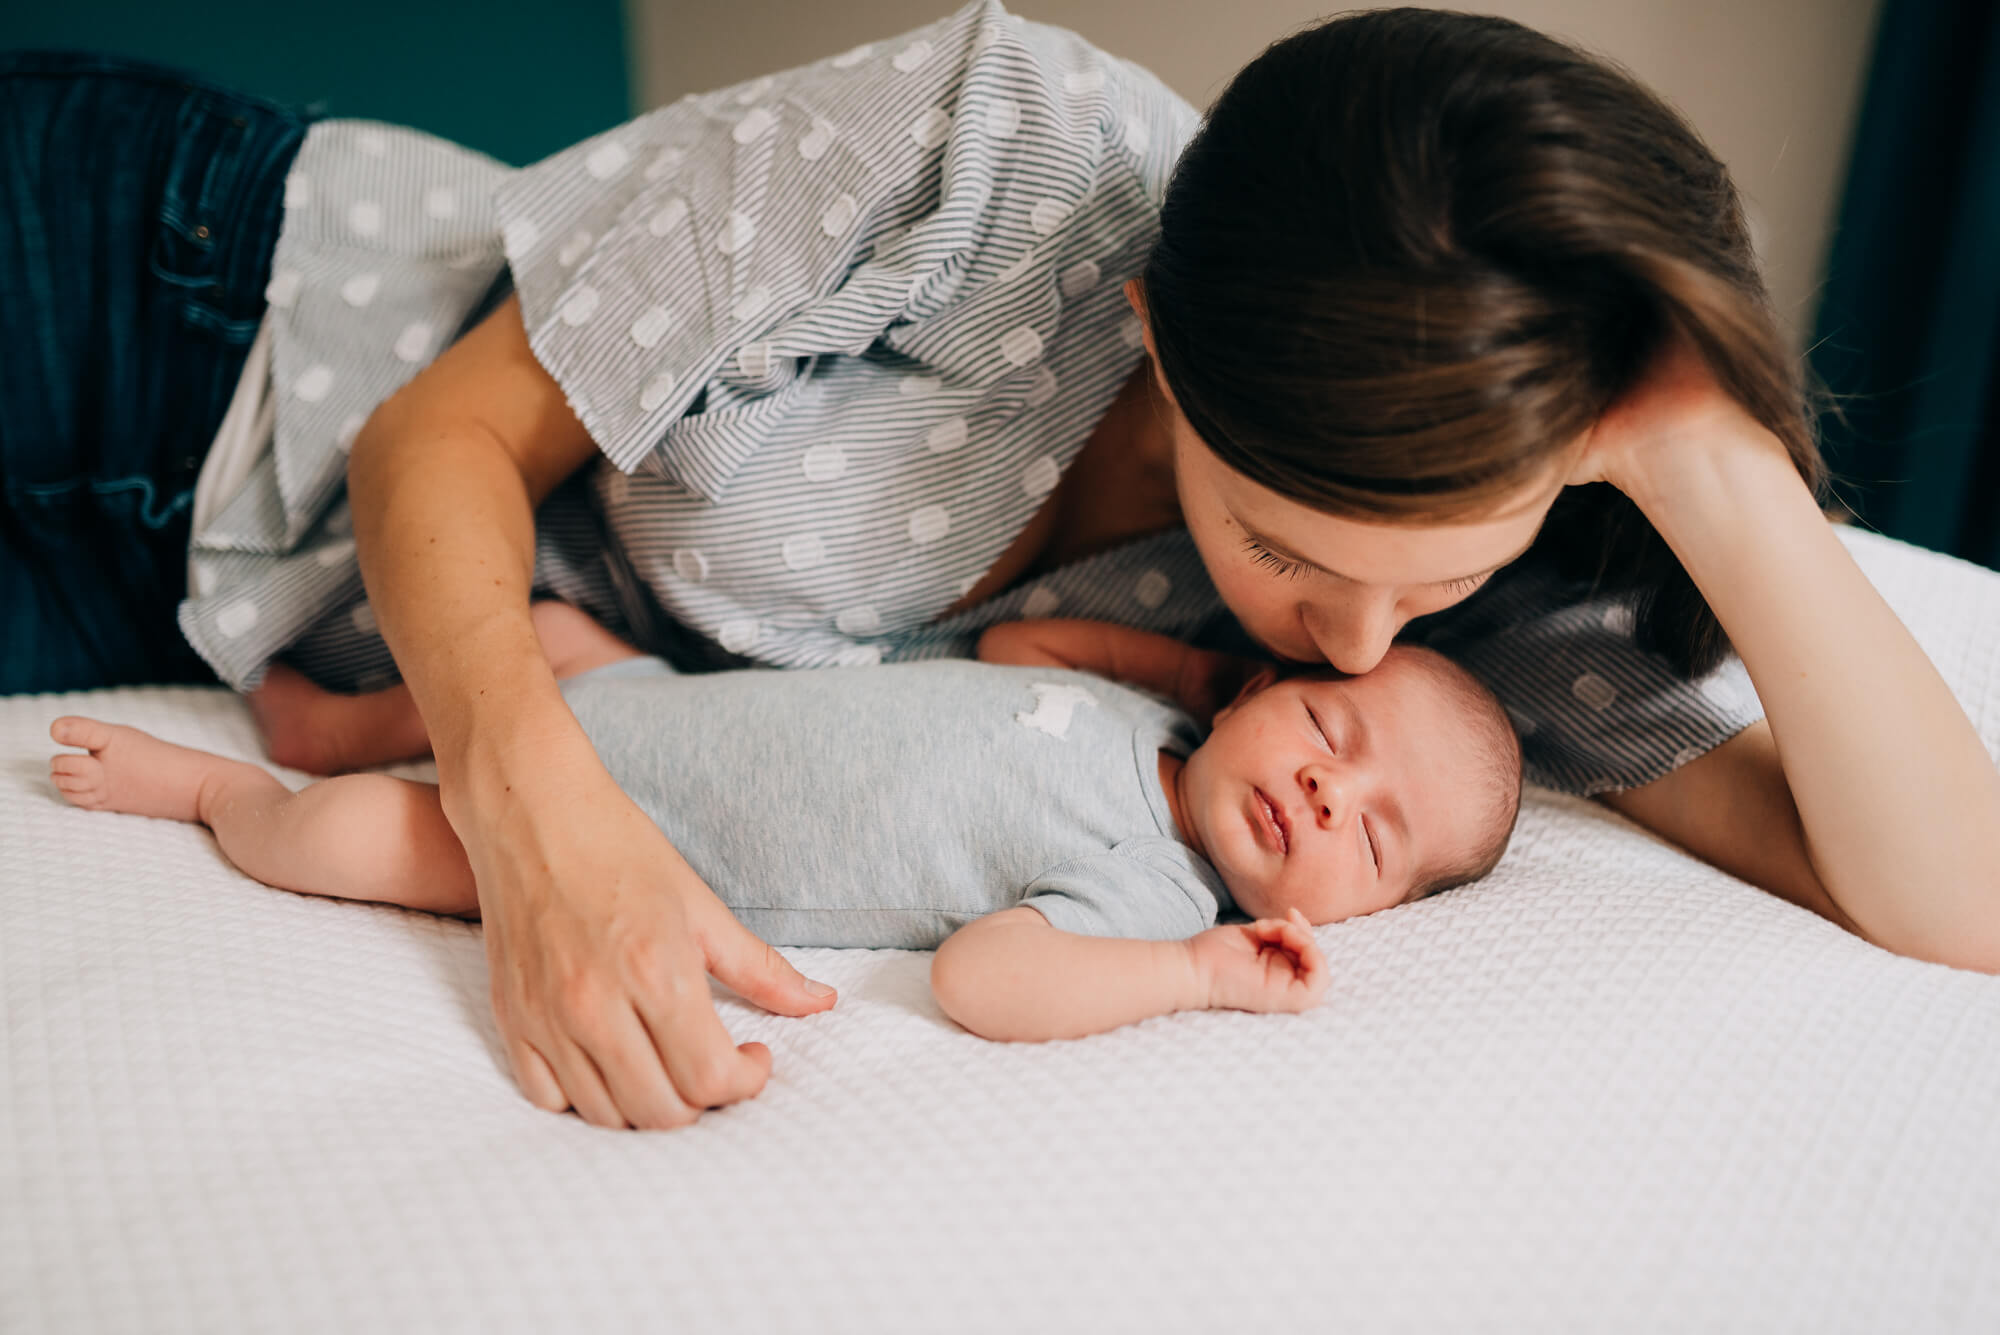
[1607,421,1817,585]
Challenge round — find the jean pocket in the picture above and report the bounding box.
[147,92,254,306]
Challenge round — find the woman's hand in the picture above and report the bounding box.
[453,736,838,1129]
[1188,908,1330,1014]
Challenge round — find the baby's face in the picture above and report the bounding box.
[1177,650,1503,923]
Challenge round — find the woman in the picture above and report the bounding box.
[8,3,1998,1131]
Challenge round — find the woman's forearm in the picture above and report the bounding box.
[931,908,1208,1041]
[1629,435,2000,969]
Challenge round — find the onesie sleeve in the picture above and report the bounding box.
[1020,837,1228,941]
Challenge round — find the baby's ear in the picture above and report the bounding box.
[1214,665,1281,724]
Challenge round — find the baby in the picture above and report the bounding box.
[47,605,1521,1041]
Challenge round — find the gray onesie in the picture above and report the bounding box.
[557,657,1232,949]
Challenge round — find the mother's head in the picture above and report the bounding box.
[1130,6,1825,678]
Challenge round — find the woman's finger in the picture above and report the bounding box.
[590,1006,698,1131]
[538,1028,629,1129]
[506,1037,570,1113]
[638,978,773,1112]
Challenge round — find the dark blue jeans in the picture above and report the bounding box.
[0,52,315,694]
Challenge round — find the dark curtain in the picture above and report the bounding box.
[1810,0,2000,570]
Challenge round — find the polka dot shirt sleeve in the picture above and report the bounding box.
[1404,556,1768,797]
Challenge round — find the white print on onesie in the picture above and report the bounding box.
[1015,682,1098,739]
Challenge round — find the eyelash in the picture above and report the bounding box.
[1308,703,1381,877]
[1241,539,1488,595]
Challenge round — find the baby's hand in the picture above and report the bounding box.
[1188,908,1329,1015]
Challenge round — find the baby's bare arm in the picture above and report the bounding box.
[931,907,1208,1041]
[975,619,1260,725]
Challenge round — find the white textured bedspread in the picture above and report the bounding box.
[5,527,1999,1333]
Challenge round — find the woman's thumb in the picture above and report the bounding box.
[705,920,837,1016]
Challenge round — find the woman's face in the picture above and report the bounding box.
[1126,281,1573,674]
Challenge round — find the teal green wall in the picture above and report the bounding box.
[4,0,632,167]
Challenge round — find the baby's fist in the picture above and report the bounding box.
[1189,908,1329,1015]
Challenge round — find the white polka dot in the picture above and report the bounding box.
[216,601,259,638]
[833,644,884,667]
[603,470,632,506]
[648,198,689,237]
[732,107,776,146]
[984,98,1022,138]
[283,173,312,209]
[1123,119,1150,155]
[1700,674,1744,712]
[316,539,356,569]
[349,602,376,636]
[821,192,858,237]
[731,286,772,322]
[925,416,969,454]
[1571,672,1618,711]
[908,505,952,545]
[1024,366,1058,406]
[640,371,678,412]
[832,42,873,68]
[585,141,631,179]
[672,548,709,583]
[446,250,487,270]
[557,229,593,267]
[1029,198,1071,235]
[1672,745,1707,770]
[909,107,951,151]
[904,274,929,304]
[335,414,366,452]
[1056,260,1102,301]
[356,128,388,157]
[718,619,761,654]
[835,604,881,636]
[1021,456,1061,499]
[957,574,982,600]
[1133,569,1172,609]
[324,507,353,537]
[717,211,756,255]
[893,40,933,72]
[264,269,302,309]
[294,364,335,403]
[901,375,941,398]
[736,340,773,377]
[630,305,676,349]
[870,224,910,257]
[1021,586,1062,619]
[995,251,1036,284]
[1505,706,1539,737]
[393,322,434,363]
[558,287,601,327]
[423,186,457,220]
[503,217,541,256]
[782,533,827,571]
[801,444,847,482]
[645,146,686,181]
[339,272,380,307]
[189,559,216,598]
[733,76,773,105]
[347,200,382,238]
[1118,315,1146,349]
[799,118,835,161]
[1601,604,1636,636]
[1000,325,1045,366]
[1064,65,1106,95]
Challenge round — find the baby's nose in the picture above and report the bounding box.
[1301,767,1353,828]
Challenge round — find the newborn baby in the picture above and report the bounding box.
[47,607,1521,1041]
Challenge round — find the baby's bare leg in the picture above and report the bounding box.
[245,600,643,774]
[49,717,478,916]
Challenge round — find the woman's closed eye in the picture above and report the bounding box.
[1241,537,1492,596]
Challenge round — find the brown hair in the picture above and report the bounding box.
[1141,7,1828,676]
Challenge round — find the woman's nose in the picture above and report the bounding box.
[1302,594,1400,675]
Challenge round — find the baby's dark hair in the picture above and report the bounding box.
[1284,645,1523,900]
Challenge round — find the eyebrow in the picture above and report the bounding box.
[1239,518,1540,589]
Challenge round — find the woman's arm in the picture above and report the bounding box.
[347,293,835,1129]
[930,905,1327,1041]
[976,619,1263,726]
[1577,332,2000,972]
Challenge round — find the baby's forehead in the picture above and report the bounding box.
[1290,648,1462,703]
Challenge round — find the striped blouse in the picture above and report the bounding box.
[174,0,1765,796]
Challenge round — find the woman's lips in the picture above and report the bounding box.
[1252,787,1289,855]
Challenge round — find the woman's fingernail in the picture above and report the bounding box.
[804,980,835,997]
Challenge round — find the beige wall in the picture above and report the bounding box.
[628,0,1883,348]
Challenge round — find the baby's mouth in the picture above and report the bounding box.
[1253,787,1289,855]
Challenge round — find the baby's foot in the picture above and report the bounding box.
[48,717,226,823]
[244,661,341,772]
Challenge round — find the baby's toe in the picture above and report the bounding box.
[49,753,108,808]
[49,715,114,753]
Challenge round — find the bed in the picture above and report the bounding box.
[5,525,1999,1333]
